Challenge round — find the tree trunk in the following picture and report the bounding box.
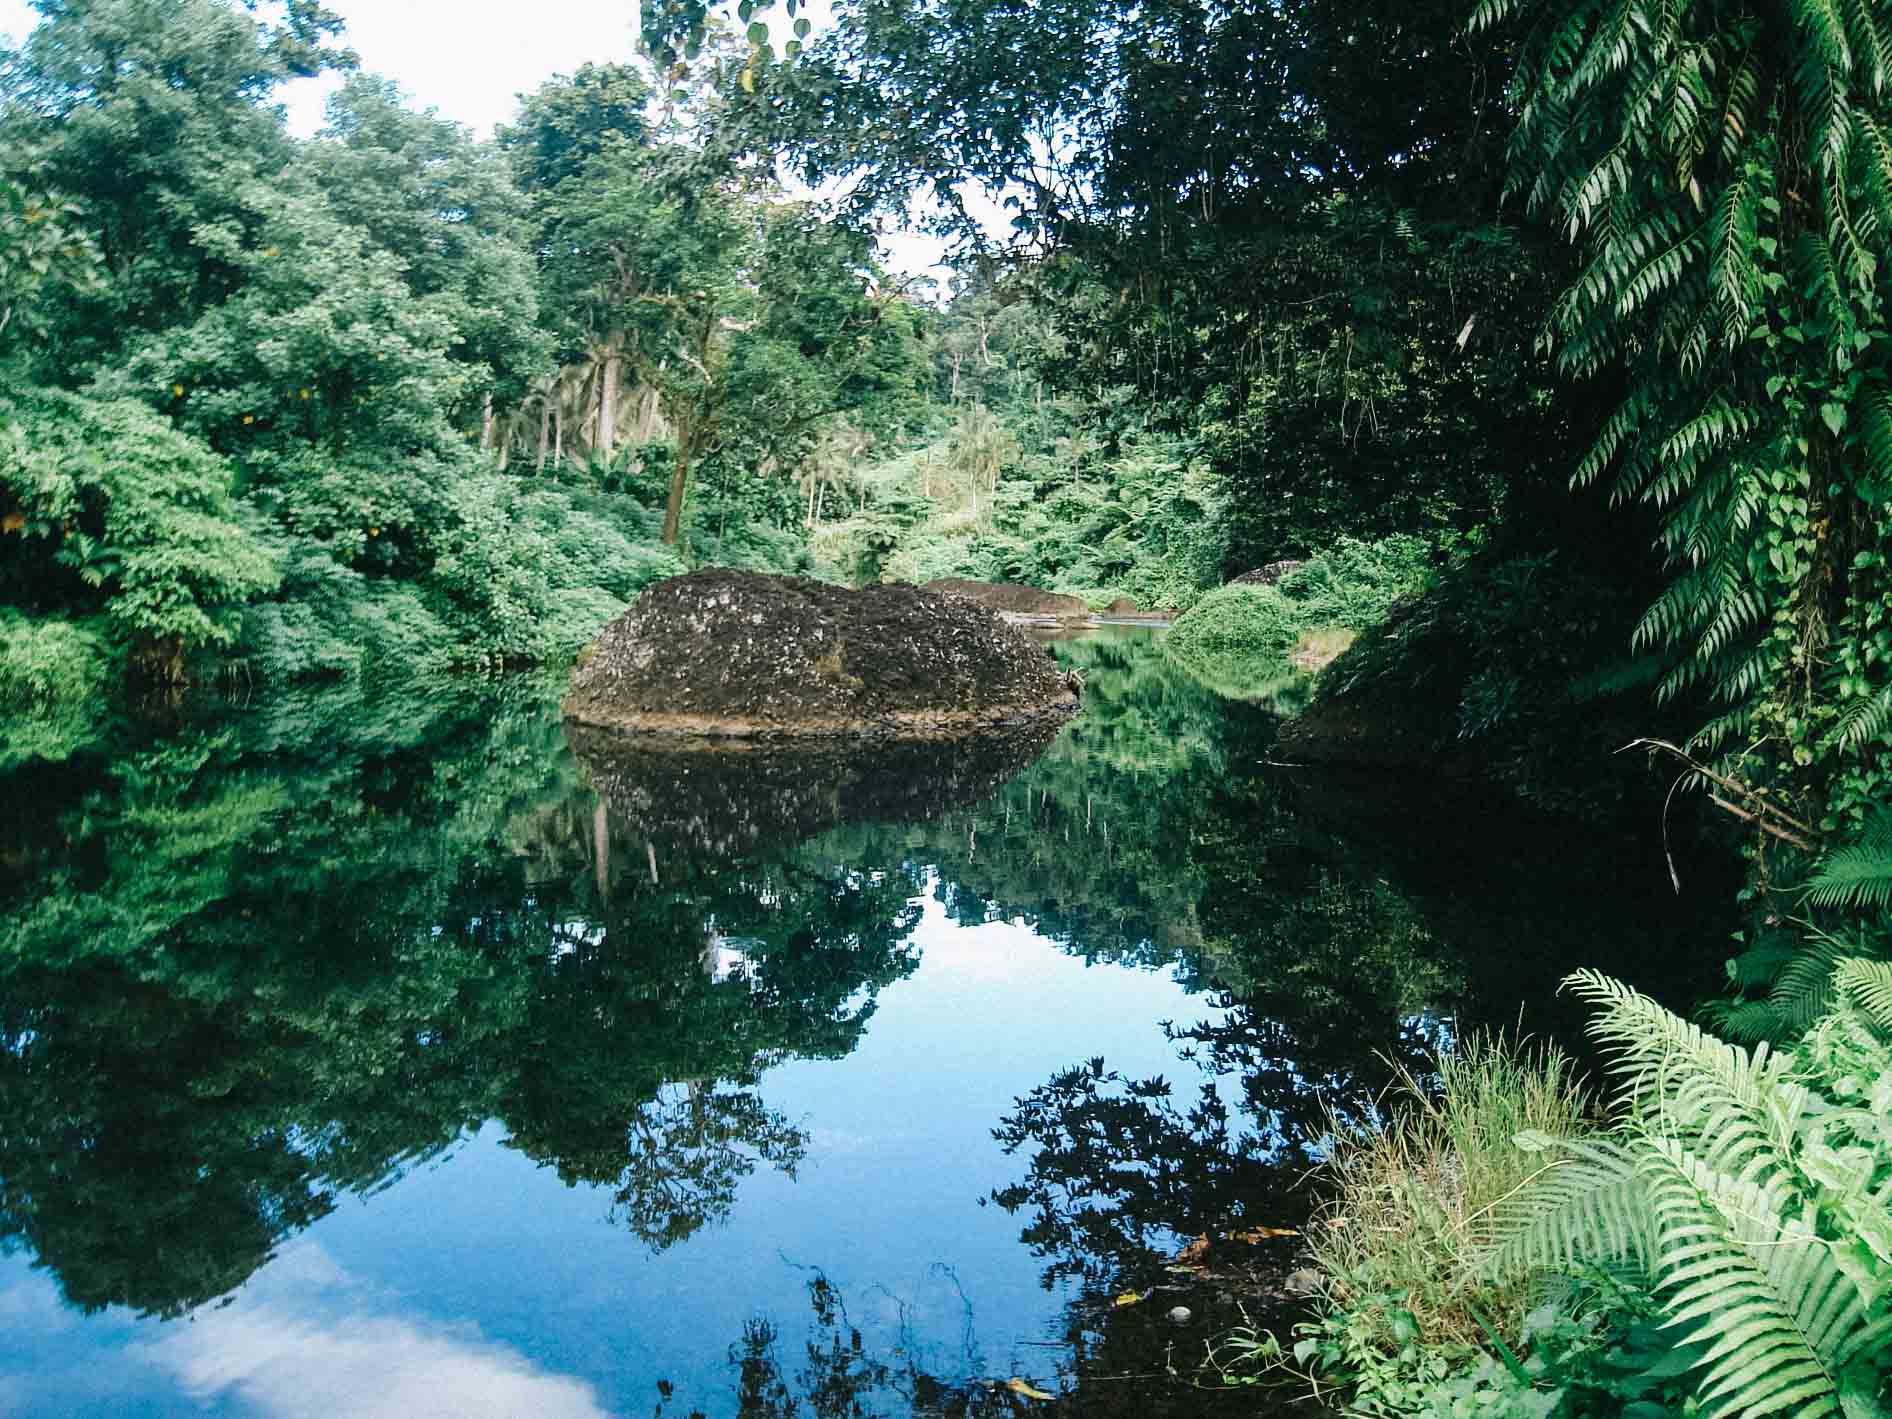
[597,338,621,459]
[480,392,493,451]
[554,402,563,467]
[537,398,551,472]
[661,436,691,544]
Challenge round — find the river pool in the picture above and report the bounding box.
[0,627,1730,1416]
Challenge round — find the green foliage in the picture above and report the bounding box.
[1476,0,1892,824]
[0,0,350,366]
[1164,536,1433,695]
[1300,1037,1594,1366]
[0,386,278,674]
[0,175,99,366]
[0,609,106,706]
[1711,920,1892,1047]
[308,74,549,407]
[1487,969,1892,1419]
[1804,809,1892,911]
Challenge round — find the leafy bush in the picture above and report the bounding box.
[1165,536,1433,693]
[0,387,279,677]
[0,611,108,707]
[236,545,456,682]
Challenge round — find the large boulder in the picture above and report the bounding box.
[563,570,1080,737]
[923,578,1093,619]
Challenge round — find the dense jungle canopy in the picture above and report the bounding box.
[4,0,1885,843]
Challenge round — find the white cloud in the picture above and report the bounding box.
[131,1247,612,1419]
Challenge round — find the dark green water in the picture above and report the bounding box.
[0,628,1731,1416]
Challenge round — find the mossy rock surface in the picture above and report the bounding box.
[563,570,1080,738]
[922,578,1093,619]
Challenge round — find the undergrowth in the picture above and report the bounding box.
[1164,535,1433,695]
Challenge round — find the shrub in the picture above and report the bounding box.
[0,387,279,678]
[1165,535,1433,694]
[0,611,109,707]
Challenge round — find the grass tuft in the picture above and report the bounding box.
[1307,1033,1593,1350]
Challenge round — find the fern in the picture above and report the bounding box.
[1495,0,1892,803]
[1486,970,1892,1419]
[1834,957,1892,1030]
[1803,809,1892,909]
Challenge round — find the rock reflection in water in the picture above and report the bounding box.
[565,717,1064,873]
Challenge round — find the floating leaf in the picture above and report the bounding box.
[1004,1378,1054,1401]
[1113,1289,1146,1308]
[1175,1234,1210,1265]
[1228,1225,1300,1243]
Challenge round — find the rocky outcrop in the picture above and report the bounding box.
[1104,596,1140,615]
[563,570,1080,738]
[923,578,1092,619]
[1230,560,1305,586]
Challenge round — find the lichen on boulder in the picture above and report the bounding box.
[563,570,1081,738]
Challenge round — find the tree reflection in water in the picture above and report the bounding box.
[0,628,1729,1419]
[0,677,1052,1317]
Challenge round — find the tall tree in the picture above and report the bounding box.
[305,74,549,428]
[0,0,352,372]
[659,0,1585,566]
[508,66,920,544]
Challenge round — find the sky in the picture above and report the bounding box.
[0,0,983,279]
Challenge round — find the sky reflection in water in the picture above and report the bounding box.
[0,627,1726,1415]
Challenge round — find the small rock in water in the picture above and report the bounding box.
[1166,1306,1192,1325]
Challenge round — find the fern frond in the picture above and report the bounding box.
[1483,1137,1652,1278]
[1640,1135,1889,1419]
[1563,970,1810,1182]
[1768,929,1865,1036]
[1830,680,1892,752]
[1838,0,1891,97]
[1833,957,1892,1029]
[1802,809,1892,908]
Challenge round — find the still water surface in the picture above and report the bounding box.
[0,628,1727,1416]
